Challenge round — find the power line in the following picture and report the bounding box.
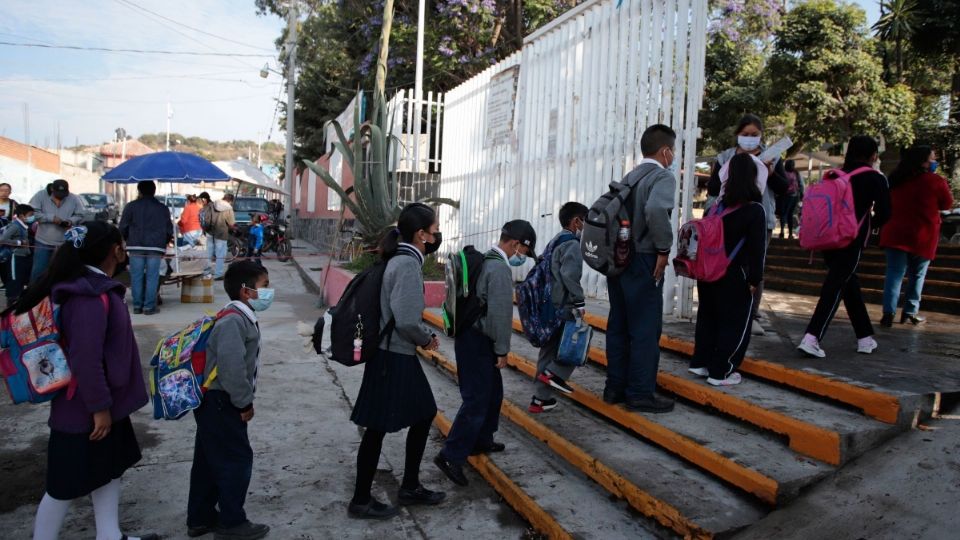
[0,70,251,83]
[0,40,274,57]
[116,0,277,52]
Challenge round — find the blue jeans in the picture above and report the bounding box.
[882,248,930,316]
[188,390,252,529]
[178,230,202,247]
[129,253,162,311]
[30,241,57,283]
[605,253,663,401]
[205,236,228,277]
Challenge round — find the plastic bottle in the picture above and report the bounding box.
[614,219,631,267]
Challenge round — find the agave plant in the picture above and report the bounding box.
[304,89,457,248]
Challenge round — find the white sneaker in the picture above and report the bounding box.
[688,367,710,377]
[707,372,743,386]
[751,320,766,336]
[857,337,878,354]
[797,334,826,358]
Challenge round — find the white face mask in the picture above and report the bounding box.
[738,135,762,151]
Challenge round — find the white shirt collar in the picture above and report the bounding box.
[397,242,425,265]
[227,300,258,324]
[639,157,665,169]
[85,265,107,276]
[491,245,510,263]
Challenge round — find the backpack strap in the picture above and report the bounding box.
[203,308,244,389]
[66,292,111,400]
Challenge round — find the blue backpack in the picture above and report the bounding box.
[516,232,578,347]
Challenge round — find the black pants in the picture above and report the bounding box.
[778,195,799,236]
[188,390,253,529]
[5,254,32,307]
[352,417,432,505]
[692,268,754,379]
[805,243,874,341]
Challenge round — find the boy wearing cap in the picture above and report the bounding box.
[28,179,86,281]
[435,220,537,487]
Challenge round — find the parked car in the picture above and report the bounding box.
[156,194,187,221]
[79,193,120,223]
[232,197,271,226]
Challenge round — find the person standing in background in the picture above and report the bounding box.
[119,181,173,315]
[777,159,804,239]
[178,194,204,248]
[28,179,86,282]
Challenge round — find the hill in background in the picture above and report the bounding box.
[135,133,285,164]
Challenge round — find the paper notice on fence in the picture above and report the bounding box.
[758,136,792,163]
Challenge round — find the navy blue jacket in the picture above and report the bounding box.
[119,197,173,253]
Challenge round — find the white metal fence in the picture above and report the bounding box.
[387,90,444,174]
[438,0,708,316]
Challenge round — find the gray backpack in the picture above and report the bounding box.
[581,168,656,277]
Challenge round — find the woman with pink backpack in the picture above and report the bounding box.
[797,136,891,358]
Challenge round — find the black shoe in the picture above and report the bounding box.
[122,535,161,540]
[143,308,159,316]
[133,307,143,315]
[880,313,894,328]
[625,395,675,413]
[347,498,400,519]
[901,313,925,325]
[188,523,217,537]
[538,370,574,395]
[603,388,625,405]
[528,397,558,413]
[398,485,447,506]
[470,441,506,455]
[214,521,269,540]
[434,453,468,486]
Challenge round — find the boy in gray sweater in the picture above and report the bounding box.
[188,261,272,540]
[530,202,589,413]
[435,220,537,487]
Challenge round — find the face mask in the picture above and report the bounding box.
[930,160,939,173]
[737,135,762,152]
[508,253,527,267]
[24,216,36,224]
[248,287,275,312]
[424,231,442,255]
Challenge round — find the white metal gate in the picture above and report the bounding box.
[438,0,708,317]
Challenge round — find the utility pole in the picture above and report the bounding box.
[415,0,425,102]
[166,101,173,151]
[257,130,263,169]
[284,1,298,212]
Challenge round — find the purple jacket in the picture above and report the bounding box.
[48,271,148,434]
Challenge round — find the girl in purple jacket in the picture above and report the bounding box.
[18,221,158,540]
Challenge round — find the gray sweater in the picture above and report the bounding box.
[476,249,514,356]
[28,191,86,246]
[1,219,31,257]
[549,232,585,318]
[625,162,677,255]
[379,245,433,355]
[204,303,261,410]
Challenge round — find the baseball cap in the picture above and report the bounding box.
[51,179,69,195]
[501,219,537,258]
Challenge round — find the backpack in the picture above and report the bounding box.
[0,221,28,264]
[581,167,657,276]
[798,166,872,251]
[326,251,416,366]
[516,232,578,347]
[0,294,108,404]
[148,307,241,420]
[200,206,213,234]
[441,246,491,337]
[673,203,745,283]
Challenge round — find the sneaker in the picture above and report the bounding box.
[797,334,826,358]
[857,336,878,354]
[347,498,400,519]
[537,370,573,395]
[707,372,743,386]
[214,520,269,540]
[751,319,766,336]
[398,485,446,506]
[143,308,159,316]
[133,307,143,315]
[687,367,709,377]
[528,397,558,413]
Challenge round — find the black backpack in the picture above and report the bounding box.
[324,252,414,366]
[441,246,494,337]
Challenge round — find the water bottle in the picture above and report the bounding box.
[614,219,631,267]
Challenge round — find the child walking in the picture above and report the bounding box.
[24,221,157,540]
[1,204,36,307]
[689,153,769,386]
[247,214,265,266]
[435,220,537,486]
[530,202,588,413]
[187,260,273,540]
[348,203,445,519]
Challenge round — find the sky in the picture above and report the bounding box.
[0,0,286,148]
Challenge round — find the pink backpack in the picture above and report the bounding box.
[798,167,872,251]
[673,204,745,283]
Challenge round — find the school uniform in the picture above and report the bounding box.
[441,246,512,465]
[690,203,768,379]
[187,301,261,531]
[1,217,33,306]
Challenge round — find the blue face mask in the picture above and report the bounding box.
[24,215,36,224]
[248,287,275,312]
[508,254,527,267]
[930,160,939,173]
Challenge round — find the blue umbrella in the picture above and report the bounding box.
[101,151,230,183]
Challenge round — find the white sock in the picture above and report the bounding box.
[91,479,128,540]
[33,492,72,540]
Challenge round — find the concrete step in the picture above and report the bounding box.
[765,264,960,299]
[764,255,960,283]
[764,276,960,316]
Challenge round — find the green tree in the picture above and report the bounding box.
[872,0,919,83]
[767,0,915,151]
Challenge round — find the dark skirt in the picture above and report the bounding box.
[350,349,438,433]
[46,417,142,500]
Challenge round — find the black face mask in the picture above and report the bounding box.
[424,232,442,255]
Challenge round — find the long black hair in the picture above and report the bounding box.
[15,221,123,314]
[887,145,933,188]
[722,153,763,208]
[734,114,764,137]
[378,203,436,259]
[843,135,879,169]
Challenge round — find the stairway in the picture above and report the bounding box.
[764,239,960,316]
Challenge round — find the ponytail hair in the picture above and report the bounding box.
[378,203,436,259]
[15,221,123,314]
